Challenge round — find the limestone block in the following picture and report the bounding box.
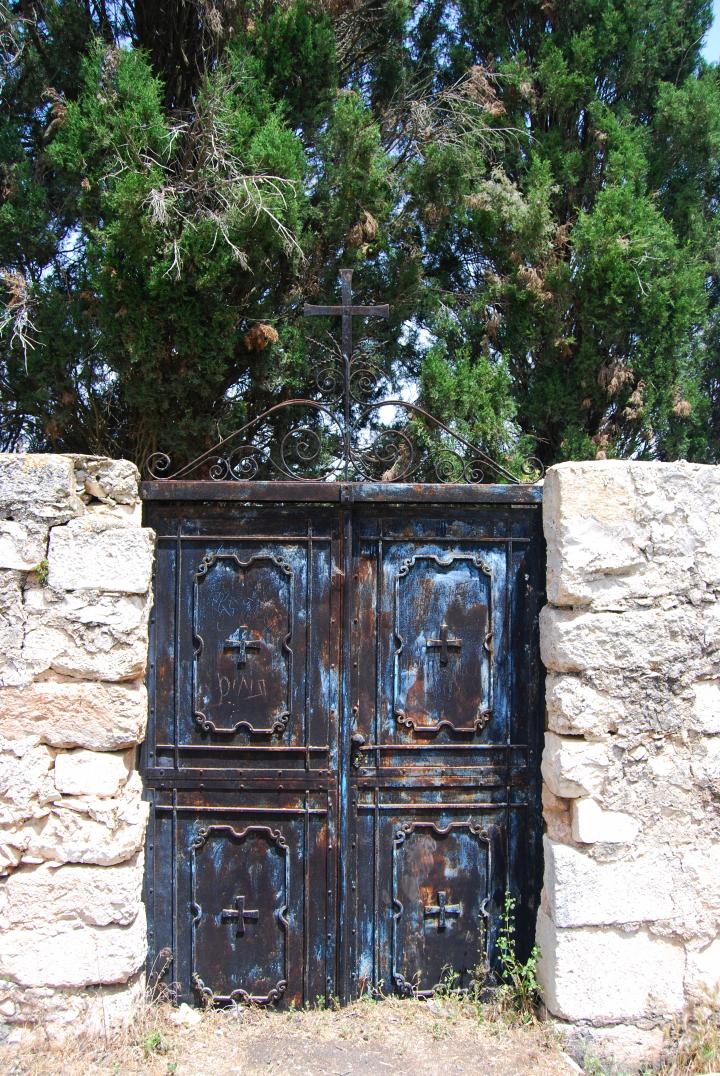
[47,516,154,594]
[0,973,145,1043]
[0,904,146,988]
[23,772,148,866]
[0,521,47,571]
[571,798,640,844]
[543,462,641,607]
[0,572,26,687]
[69,456,140,506]
[0,738,56,826]
[0,680,147,750]
[54,749,133,798]
[630,462,720,590]
[22,585,151,682]
[536,909,686,1023]
[691,735,720,784]
[543,837,674,926]
[685,938,720,993]
[703,601,720,655]
[541,732,609,798]
[694,679,720,734]
[542,785,573,843]
[648,743,694,790]
[0,455,83,525]
[544,461,720,607]
[561,1023,666,1070]
[546,674,625,740]
[0,844,22,875]
[540,604,691,674]
[0,855,143,930]
[24,582,149,633]
[682,847,720,915]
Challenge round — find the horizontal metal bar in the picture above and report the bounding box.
[370,535,532,544]
[146,775,335,789]
[155,534,332,543]
[140,480,542,505]
[353,774,527,783]
[148,778,333,788]
[155,804,328,814]
[356,743,529,751]
[154,744,330,753]
[354,802,519,810]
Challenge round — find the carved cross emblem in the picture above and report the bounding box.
[426,623,462,666]
[223,627,261,666]
[221,894,259,936]
[424,890,461,930]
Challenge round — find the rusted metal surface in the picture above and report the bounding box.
[139,481,543,504]
[141,496,544,1007]
[143,271,543,486]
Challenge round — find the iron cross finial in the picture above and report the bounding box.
[304,269,390,478]
[303,268,389,368]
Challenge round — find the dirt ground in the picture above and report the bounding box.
[0,996,582,1076]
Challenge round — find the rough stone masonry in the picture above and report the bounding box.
[0,454,154,1041]
[538,461,720,1067]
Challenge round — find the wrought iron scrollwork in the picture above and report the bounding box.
[144,270,543,486]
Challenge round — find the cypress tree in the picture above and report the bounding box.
[1,1,718,470]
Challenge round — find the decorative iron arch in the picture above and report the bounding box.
[144,270,543,486]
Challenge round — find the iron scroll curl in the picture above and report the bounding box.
[144,272,543,486]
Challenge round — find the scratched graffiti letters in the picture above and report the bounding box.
[218,671,268,702]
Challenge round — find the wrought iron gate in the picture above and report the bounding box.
[141,482,544,1006]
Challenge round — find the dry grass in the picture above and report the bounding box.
[0,993,577,1076]
[657,987,720,1076]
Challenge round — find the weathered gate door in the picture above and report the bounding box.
[141,484,543,1006]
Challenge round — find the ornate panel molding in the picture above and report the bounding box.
[190,824,290,1006]
[192,553,294,735]
[391,820,491,997]
[392,553,493,734]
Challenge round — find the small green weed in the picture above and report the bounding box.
[433,965,462,999]
[312,993,341,1011]
[582,1057,619,1076]
[142,1028,168,1057]
[495,892,541,1023]
[35,557,49,585]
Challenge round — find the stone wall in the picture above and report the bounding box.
[0,454,154,1041]
[538,461,720,1068]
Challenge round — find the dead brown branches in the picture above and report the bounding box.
[0,271,39,365]
[99,63,304,277]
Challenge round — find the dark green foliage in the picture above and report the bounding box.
[1,0,719,469]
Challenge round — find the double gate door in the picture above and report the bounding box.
[142,488,544,1006]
